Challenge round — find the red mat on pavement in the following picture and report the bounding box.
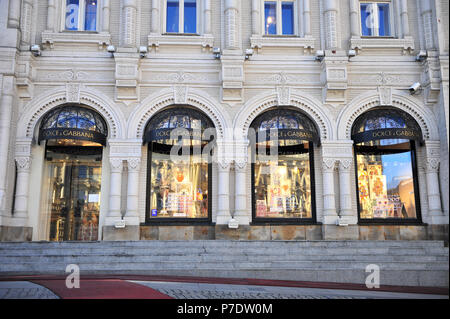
[31,279,173,299]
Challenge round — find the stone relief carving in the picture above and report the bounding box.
[15,157,31,171]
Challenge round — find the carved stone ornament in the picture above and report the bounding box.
[110,159,124,172]
[426,158,440,172]
[322,158,336,171]
[127,158,141,171]
[15,157,32,171]
[338,159,352,171]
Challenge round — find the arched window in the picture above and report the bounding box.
[38,105,107,242]
[250,107,319,223]
[144,107,216,223]
[352,107,423,222]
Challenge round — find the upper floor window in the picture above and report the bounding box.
[264,0,295,35]
[64,0,99,31]
[166,0,197,34]
[360,2,391,36]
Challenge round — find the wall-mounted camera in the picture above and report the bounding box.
[409,82,422,95]
[139,46,148,58]
[416,50,427,62]
[107,45,116,56]
[30,44,41,57]
[245,48,254,60]
[315,50,325,61]
[213,47,221,59]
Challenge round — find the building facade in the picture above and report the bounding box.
[0,0,448,242]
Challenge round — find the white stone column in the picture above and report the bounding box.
[420,0,434,50]
[102,0,111,33]
[125,158,140,225]
[338,158,357,224]
[425,158,445,224]
[13,157,32,225]
[400,0,410,38]
[224,0,239,50]
[151,0,160,34]
[8,0,21,29]
[204,0,212,35]
[20,0,34,46]
[216,160,232,224]
[349,0,359,37]
[303,0,312,37]
[251,0,260,36]
[234,161,249,225]
[46,0,56,32]
[121,0,137,48]
[107,158,123,224]
[0,77,14,209]
[323,0,338,50]
[322,158,338,224]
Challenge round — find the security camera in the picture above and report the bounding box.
[245,48,254,60]
[139,46,148,58]
[315,50,325,61]
[213,47,221,59]
[409,82,421,94]
[416,50,427,62]
[30,44,41,57]
[107,45,116,53]
[348,49,356,57]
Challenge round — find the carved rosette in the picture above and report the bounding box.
[338,159,352,171]
[218,158,233,171]
[426,158,440,173]
[110,158,124,173]
[322,158,336,172]
[127,158,141,171]
[15,157,32,172]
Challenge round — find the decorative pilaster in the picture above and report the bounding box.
[13,157,32,225]
[125,158,141,225]
[234,140,250,225]
[224,0,239,51]
[0,77,14,209]
[121,0,137,48]
[102,0,111,33]
[303,0,312,37]
[20,0,34,47]
[349,0,359,37]
[46,0,56,32]
[107,158,124,224]
[400,0,410,38]
[322,158,338,224]
[420,0,434,49]
[251,0,260,36]
[424,159,445,224]
[338,158,357,224]
[151,0,160,35]
[7,0,21,29]
[204,0,212,35]
[323,0,338,50]
[216,159,232,224]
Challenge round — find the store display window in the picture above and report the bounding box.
[352,108,423,222]
[39,105,107,241]
[144,107,215,223]
[250,108,319,223]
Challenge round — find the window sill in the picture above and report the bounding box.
[41,31,112,49]
[358,219,425,226]
[251,219,320,226]
[350,36,415,52]
[148,34,214,52]
[250,35,315,52]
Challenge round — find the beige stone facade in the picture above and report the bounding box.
[0,0,448,242]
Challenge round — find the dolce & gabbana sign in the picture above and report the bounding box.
[39,128,107,145]
[255,129,319,143]
[352,128,422,144]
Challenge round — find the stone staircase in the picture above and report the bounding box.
[0,240,448,287]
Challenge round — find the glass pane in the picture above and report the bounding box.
[167,0,180,33]
[264,2,277,35]
[150,151,208,219]
[357,143,417,219]
[378,3,390,36]
[46,152,102,241]
[254,146,312,219]
[84,0,98,31]
[360,3,374,36]
[282,2,294,35]
[184,0,197,33]
[65,0,80,31]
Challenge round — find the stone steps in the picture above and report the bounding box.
[0,240,447,287]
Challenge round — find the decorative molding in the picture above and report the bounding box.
[41,31,112,49]
[15,157,32,171]
[110,158,124,172]
[378,86,392,106]
[350,36,415,53]
[276,86,290,105]
[173,85,188,104]
[250,36,315,52]
[338,159,352,171]
[322,158,336,171]
[147,35,214,52]
[127,158,141,171]
[426,158,440,172]
[66,83,81,103]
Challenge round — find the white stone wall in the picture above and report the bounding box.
[0,0,448,238]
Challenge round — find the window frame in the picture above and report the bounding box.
[359,1,394,37]
[163,0,200,35]
[61,0,100,32]
[261,0,298,36]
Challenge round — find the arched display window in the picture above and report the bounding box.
[144,107,216,223]
[250,107,319,223]
[39,105,108,241]
[352,107,423,223]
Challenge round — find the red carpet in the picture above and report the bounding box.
[31,279,173,299]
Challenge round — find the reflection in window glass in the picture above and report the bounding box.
[282,2,294,35]
[377,3,390,36]
[265,2,277,35]
[65,0,80,31]
[167,0,180,33]
[84,0,97,31]
[360,3,374,36]
[150,150,208,219]
[184,0,197,33]
[254,146,312,219]
[356,141,417,219]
